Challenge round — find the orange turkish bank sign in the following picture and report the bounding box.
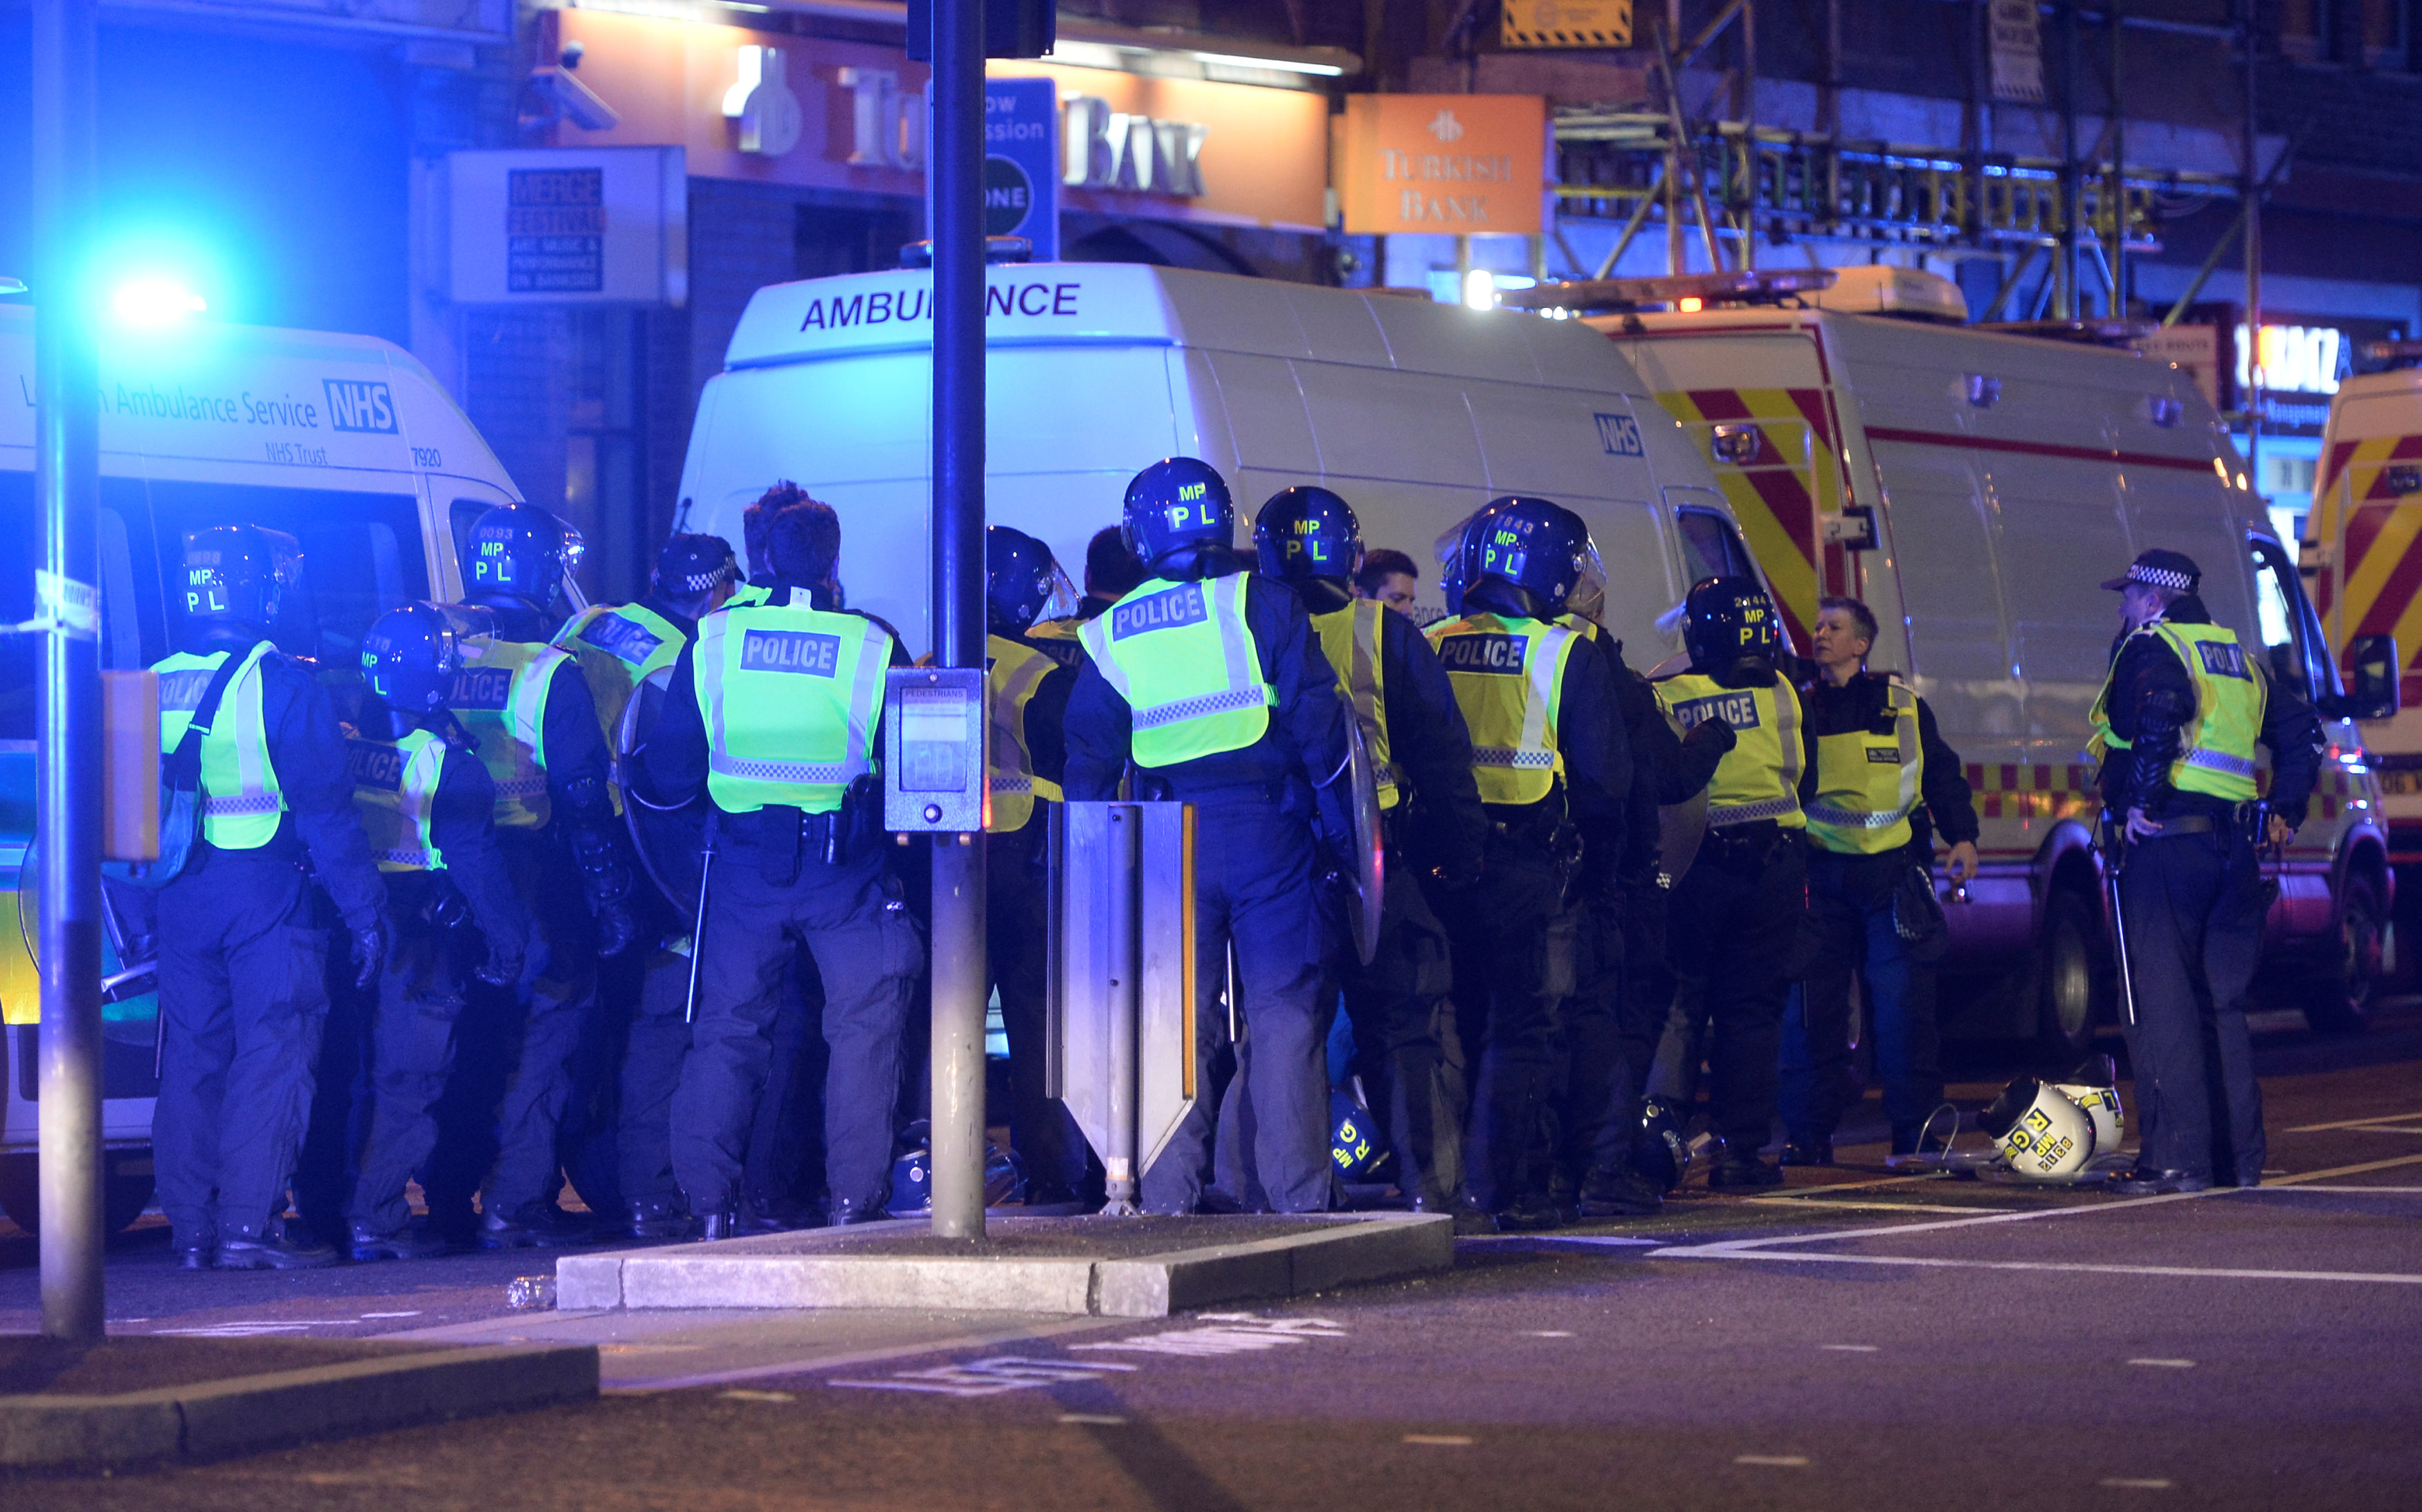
[1334,95,1546,236]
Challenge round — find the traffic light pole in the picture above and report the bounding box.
[928,0,988,1241]
[31,0,107,1342]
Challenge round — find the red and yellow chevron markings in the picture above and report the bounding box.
[2312,431,2422,702]
[1653,387,1843,648]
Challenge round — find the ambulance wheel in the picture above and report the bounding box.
[2304,874,2385,1035]
[2034,888,2104,1061]
[0,1151,158,1237]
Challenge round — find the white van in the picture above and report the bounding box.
[1556,268,2391,1046]
[0,304,525,1231]
[675,263,1772,663]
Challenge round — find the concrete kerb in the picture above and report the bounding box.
[0,1342,599,1470]
[558,1212,1455,1318]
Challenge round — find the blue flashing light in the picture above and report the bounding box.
[111,278,208,326]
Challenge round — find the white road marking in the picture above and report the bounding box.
[1655,1187,2214,1256]
[718,1390,795,1403]
[2269,1154,2422,1184]
[1745,1199,2020,1215]
[2100,1479,2174,1490]
[1524,1330,1576,1338]
[609,1315,1126,1393]
[151,1321,353,1337]
[1404,1434,1472,1446]
[358,1311,422,1319]
[1819,1344,1879,1352]
[2286,1109,2422,1133]
[1070,1315,1345,1358]
[1467,1234,1661,1248]
[1665,1250,2422,1285]
[2128,1358,2195,1367]
[830,1356,1140,1398]
[2249,1185,2422,1194]
[1735,1455,1810,1466]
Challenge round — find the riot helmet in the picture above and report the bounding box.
[1120,457,1236,571]
[1981,1077,2097,1180]
[182,525,302,637]
[1432,498,1513,617]
[1456,495,1597,619]
[360,601,462,716]
[987,527,1077,635]
[1683,575,1782,672]
[2048,1055,2125,1160]
[1253,486,1363,585]
[464,504,576,609]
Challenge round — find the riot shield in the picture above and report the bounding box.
[616,666,709,923]
[1344,715,1383,966]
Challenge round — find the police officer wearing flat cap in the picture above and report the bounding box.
[641,495,923,1232]
[430,504,644,1248]
[1064,458,1353,1215]
[1654,576,1805,1188]
[1428,498,1628,1228]
[144,526,387,1268]
[983,527,1095,1203]
[2092,548,2321,1194]
[1253,486,1487,1221]
[553,531,741,1239]
[344,602,529,1260]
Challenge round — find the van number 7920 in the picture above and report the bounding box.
[411,447,442,468]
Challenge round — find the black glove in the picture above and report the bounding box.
[349,921,388,992]
[475,939,524,988]
[594,898,642,959]
[1683,717,1738,758]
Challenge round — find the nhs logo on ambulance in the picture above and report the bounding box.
[1594,412,1643,457]
[324,379,397,435]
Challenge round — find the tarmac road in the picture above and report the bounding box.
[5,1003,2421,1510]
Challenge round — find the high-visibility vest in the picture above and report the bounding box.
[1023,614,1089,668]
[153,641,286,850]
[1803,680,1922,855]
[449,638,570,831]
[725,583,774,610]
[1426,613,1576,807]
[554,601,687,740]
[349,727,449,873]
[2090,620,2266,803]
[1077,574,1273,768]
[1311,599,1399,810]
[987,634,1063,833]
[694,599,891,815]
[1655,671,1807,829]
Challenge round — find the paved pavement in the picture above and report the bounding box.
[6,1003,2420,1509]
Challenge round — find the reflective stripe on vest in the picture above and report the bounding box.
[987,634,1061,833]
[349,728,449,872]
[2088,619,2267,803]
[554,601,691,817]
[450,639,567,831]
[695,601,891,815]
[1077,574,1273,767]
[1655,671,1807,829]
[1803,681,1921,855]
[1426,614,1575,806]
[1313,599,1399,810]
[153,641,286,850]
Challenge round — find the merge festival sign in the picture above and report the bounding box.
[1335,95,1546,237]
[447,147,690,307]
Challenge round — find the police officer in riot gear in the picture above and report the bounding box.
[432,503,643,1248]
[640,497,922,1232]
[1780,594,1979,1167]
[1653,576,1809,1188]
[146,526,386,1268]
[1253,486,1486,1223]
[552,532,741,1239]
[1064,458,1352,1214]
[344,602,529,1260]
[1428,498,1628,1229]
[2092,549,2321,1194]
[983,527,1095,1203]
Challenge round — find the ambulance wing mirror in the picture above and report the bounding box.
[2337,635,2401,722]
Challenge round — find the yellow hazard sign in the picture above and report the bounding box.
[1502,0,1632,49]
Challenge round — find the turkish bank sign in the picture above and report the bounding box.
[447,146,688,307]
[1336,95,1545,236]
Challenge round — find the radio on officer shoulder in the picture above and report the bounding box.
[884,667,987,832]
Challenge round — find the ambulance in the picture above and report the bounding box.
[674,262,1774,666]
[2304,349,2422,884]
[0,302,525,1231]
[1512,265,2392,1046]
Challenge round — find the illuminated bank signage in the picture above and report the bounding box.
[1334,94,1547,236]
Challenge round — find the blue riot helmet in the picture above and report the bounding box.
[465,504,576,609]
[1121,457,1236,572]
[1432,498,1513,617]
[182,525,303,637]
[361,601,462,715]
[986,526,1078,635]
[1460,495,1597,618]
[1683,575,1782,672]
[1253,486,1363,584]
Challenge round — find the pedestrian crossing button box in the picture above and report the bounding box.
[884,666,987,832]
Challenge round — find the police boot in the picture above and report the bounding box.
[1411,1192,1499,1237]
[215,1219,339,1271]
[348,1221,450,1262]
[172,1227,217,1271]
[623,1195,691,1241]
[2107,1167,2212,1196]
[477,1200,596,1250]
[1495,1184,1574,1232]
[828,1194,889,1227]
[1576,1162,1663,1219]
[1780,1136,1834,1168]
[1708,1143,1785,1190]
[698,1208,743,1241]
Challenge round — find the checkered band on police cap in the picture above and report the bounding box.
[2099,548,2201,594]
[656,532,739,596]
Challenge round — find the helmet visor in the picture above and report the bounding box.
[435,602,502,649]
[558,524,591,614]
[1038,562,1080,624]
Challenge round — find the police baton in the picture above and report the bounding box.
[2100,813,2140,1030]
[684,814,718,1026]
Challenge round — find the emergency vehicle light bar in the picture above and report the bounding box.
[2360,339,2422,371]
[1496,267,1838,315]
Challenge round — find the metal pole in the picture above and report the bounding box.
[928,0,988,1241]
[1100,806,1140,1216]
[2106,0,2126,313]
[2240,1,2262,493]
[2061,0,2083,317]
[1739,0,1756,273]
[33,0,106,1342]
